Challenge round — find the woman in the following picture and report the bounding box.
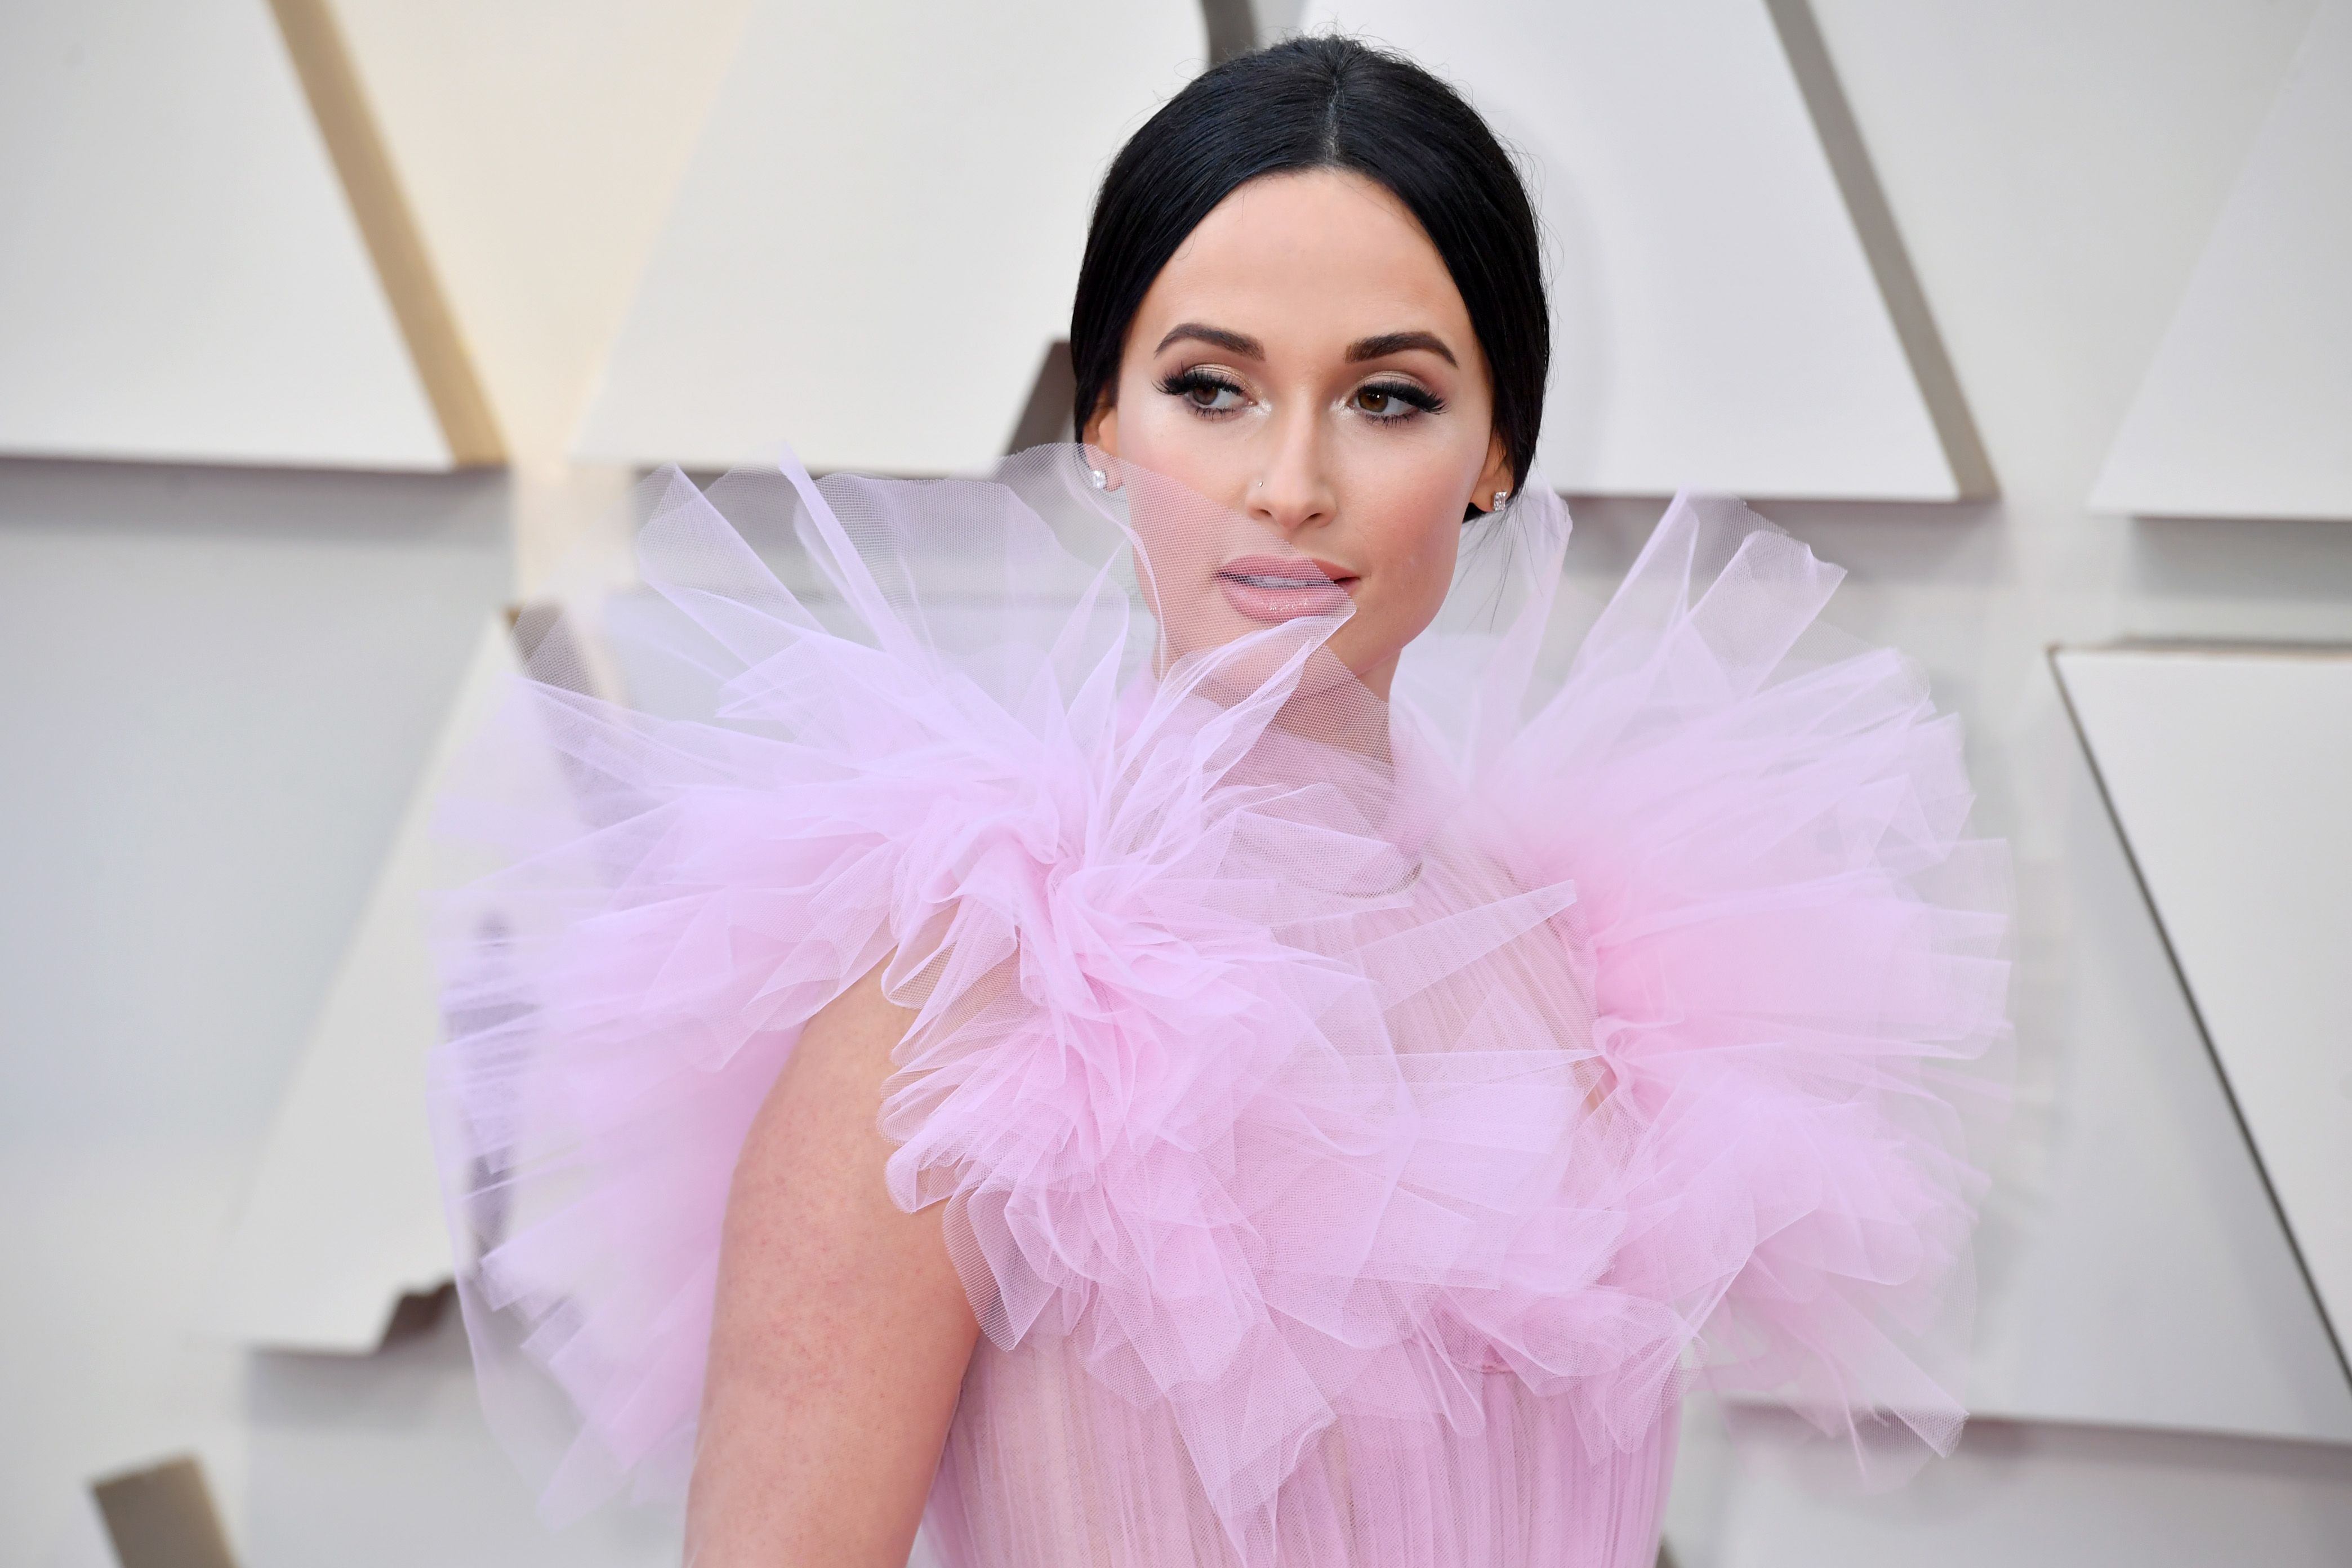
[432,35,2008,1568]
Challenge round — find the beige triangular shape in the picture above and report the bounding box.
[320,0,752,466]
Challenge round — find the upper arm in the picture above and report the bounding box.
[684,961,980,1567]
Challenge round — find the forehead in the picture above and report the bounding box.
[1138,168,1472,340]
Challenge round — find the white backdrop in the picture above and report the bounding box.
[6,3,2352,1566]
[2091,0,2352,519]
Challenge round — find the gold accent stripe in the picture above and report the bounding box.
[267,0,504,466]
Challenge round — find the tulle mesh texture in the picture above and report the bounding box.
[428,446,2010,1567]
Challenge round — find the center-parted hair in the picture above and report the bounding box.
[1070,35,1549,510]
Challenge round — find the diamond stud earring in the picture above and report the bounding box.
[1492,489,1510,510]
[1087,467,1108,490]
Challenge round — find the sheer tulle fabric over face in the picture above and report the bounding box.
[428,447,2009,1567]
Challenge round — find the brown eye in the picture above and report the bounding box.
[1351,380,1442,422]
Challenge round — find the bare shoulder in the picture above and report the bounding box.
[795,960,920,1090]
[732,957,922,1222]
[689,956,977,1565]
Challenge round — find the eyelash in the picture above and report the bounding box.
[1153,368,1446,425]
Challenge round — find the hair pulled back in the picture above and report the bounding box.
[1070,34,1549,504]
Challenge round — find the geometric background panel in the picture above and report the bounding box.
[0,0,495,470]
[1961,689,2352,1442]
[1303,0,1987,500]
[573,1,1208,474]
[2054,645,2352,1394]
[322,0,752,468]
[198,617,525,1351]
[2090,0,2352,520]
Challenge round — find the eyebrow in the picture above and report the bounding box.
[1154,322,1264,358]
[1150,323,1460,368]
[1346,331,1457,367]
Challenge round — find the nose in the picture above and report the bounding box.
[1248,405,1336,536]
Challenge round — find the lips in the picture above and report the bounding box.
[1215,555,1355,621]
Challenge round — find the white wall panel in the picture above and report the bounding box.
[198,618,528,1352]
[0,455,512,1561]
[573,2,1206,474]
[2055,647,2352,1373]
[1303,0,1979,500]
[0,1,462,470]
[1962,705,2352,1441]
[2090,1,2352,520]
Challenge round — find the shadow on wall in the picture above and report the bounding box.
[0,456,509,1142]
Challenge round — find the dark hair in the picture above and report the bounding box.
[1070,34,1548,507]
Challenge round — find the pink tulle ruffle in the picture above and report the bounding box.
[429,448,2007,1566]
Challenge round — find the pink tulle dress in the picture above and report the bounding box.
[428,446,2010,1568]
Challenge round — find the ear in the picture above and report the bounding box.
[1082,398,1120,461]
[1473,430,1514,510]
[1077,398,1127,493]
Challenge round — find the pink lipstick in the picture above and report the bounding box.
[1215,555,1355,621]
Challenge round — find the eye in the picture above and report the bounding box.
[1157,368,1249,417]
[1351,380,1445,423]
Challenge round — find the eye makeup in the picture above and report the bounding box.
[1154,368,1447,425]
[1156,367,1250,416]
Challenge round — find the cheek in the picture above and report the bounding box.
[1373,507,1462,606]
[1349,497,1462,660]
[1343,432,1480,591]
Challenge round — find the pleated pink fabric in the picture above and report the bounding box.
[429,446,2010,1567]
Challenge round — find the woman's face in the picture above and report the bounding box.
[1085,168,1512,700]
